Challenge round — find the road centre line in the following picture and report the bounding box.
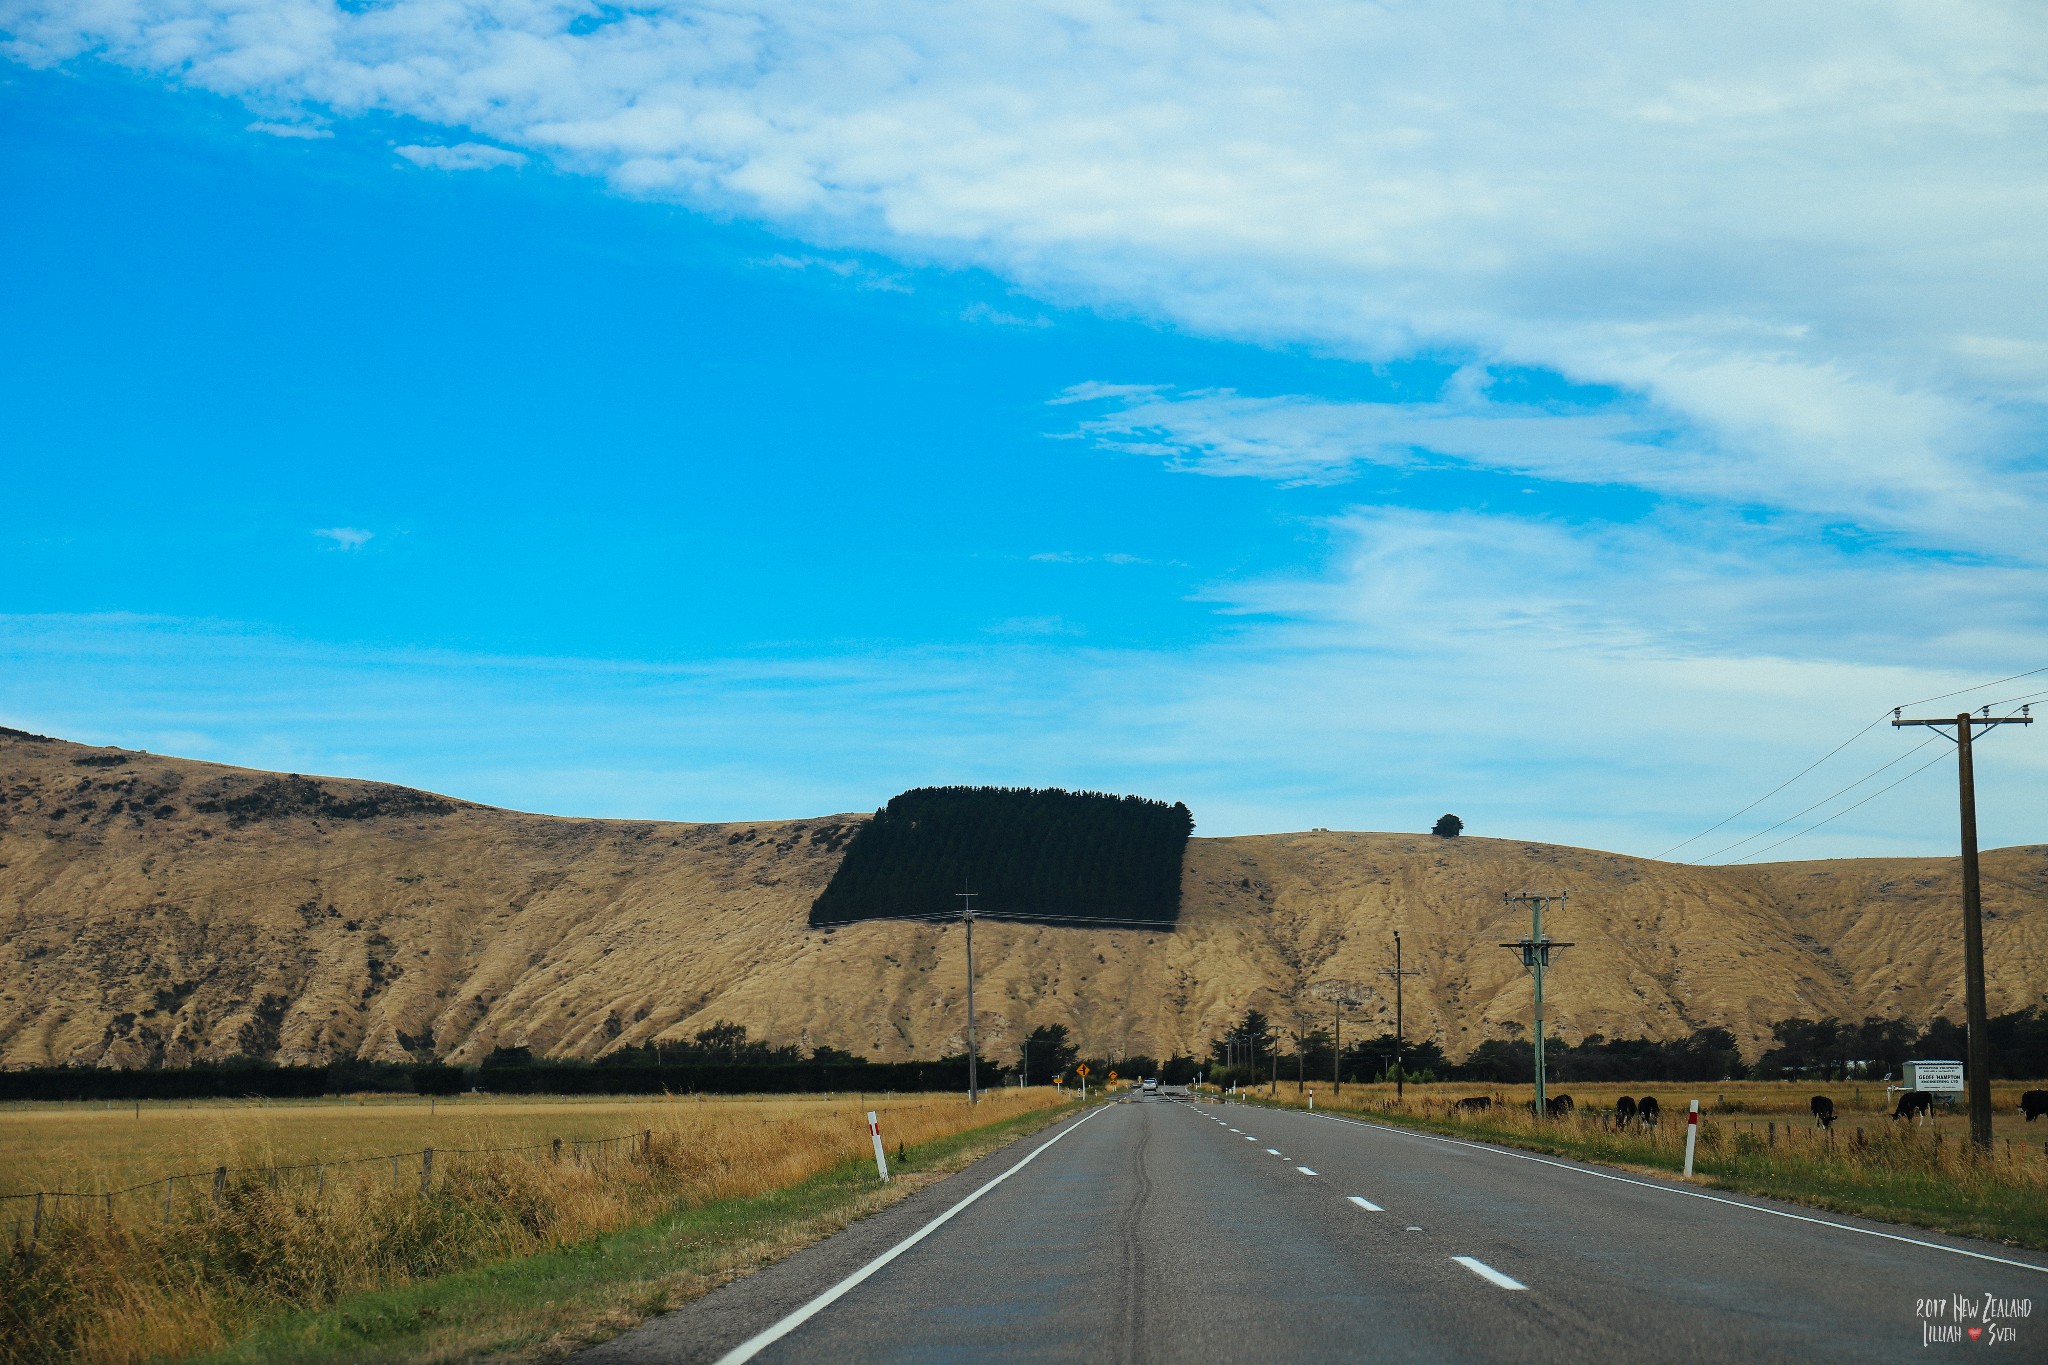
[711,1104,1114,1365]
[1304,1111,2048,1277]
[1297,1166,1319,1176]
[1454,1256,1528,1291]
[1347,1195,1384,1211]
[1266,1148,1282,1155]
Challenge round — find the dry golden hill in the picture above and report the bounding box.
[2,728,2043,1070]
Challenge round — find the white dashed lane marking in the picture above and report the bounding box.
[1453,1256,1528,1291]
[1347,1195,1383,1211]
[1296,1166,1319,1176]
[1266,1148,1282,1155]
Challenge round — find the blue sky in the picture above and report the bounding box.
[3,4,2045,857]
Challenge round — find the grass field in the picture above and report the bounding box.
[1232,1079,2048,1250]
[0,1089,1070,1364]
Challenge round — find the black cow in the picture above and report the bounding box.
[1891,1090,1934,1121]
[2020,1090,2048,1122]
[1452,1096,1493,1113]
[1614,1095,1638,1128]
[1637,1096,1661,1127]
[1810,1095,1837,1130]
[1546,1094,1575,1118]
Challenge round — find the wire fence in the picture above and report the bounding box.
[2,1127,656,1246]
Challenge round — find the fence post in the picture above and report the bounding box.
[574,1140,583,1168]
[316,1164,325,1197]
[268,1166,279,1191]
[1683,1100,1700,1177]
[552,1137,562,1163]
[213,1166,227,1201]
[643,1129,652,1160]
[104,1192,113,1220]
[32,1192,43,1242]
[868,1111,890,1182]
[163,1176,175,1223]
[420,1148,433,1194]
[391,1155,399,1183]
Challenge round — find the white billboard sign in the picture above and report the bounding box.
[1905,1060,1964,1093]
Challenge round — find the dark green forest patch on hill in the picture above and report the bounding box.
[808,786,1193,929]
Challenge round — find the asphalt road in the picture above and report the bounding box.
[580,1096,2048,1363]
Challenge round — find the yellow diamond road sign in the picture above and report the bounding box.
[1075,1064,1090,1077]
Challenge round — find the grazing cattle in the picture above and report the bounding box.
[1546,1094,1574,1118]
[1891,1090,1934,1122]
[1452,1096,1493,1113]
[1637,1096,1661,1127]
[1810,1095,1837,1130]
[1614,1096,1638,1128]
[2020,1090,2048,1122]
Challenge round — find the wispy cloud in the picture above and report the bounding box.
[1029,551,1152,566]
[246,120,330,139]
[312,527,373,551]
[394,143,527,171]
[961,301,1049,328]
[754,253,911,292]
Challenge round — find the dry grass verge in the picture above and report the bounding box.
[2,1090,1067,1364]
[1233,1081,2048,1250]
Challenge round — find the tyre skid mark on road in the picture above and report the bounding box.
[1303,1110,2048,1277]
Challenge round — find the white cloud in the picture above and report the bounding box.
[394,142,527,171]
[246,119,329,138]
[753,252,911,291]
[312,526,373,550]
[1056,377,2043,553]
[8,2,2042,539]
[961,300,1049,328]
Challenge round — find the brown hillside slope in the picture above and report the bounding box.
[2,729,2043,1069]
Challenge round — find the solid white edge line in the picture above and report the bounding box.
[712,1104,1113,1365]
[1453,1255,1528,1291]
[1304,1111,2048,1276]
[1347,1195,1384,1211]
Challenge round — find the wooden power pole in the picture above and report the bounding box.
[1501,893,1573,1118]
[1384,932,1425,1099]
[1892,705,2033,1151]
[959,887,978,1105]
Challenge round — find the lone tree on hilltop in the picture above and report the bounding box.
[1431,813,1464,838]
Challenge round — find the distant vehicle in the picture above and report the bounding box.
[1142,1078,1159,1093]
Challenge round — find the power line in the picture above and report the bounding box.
[1654,663,2045,863]
[1653,717,1889,860]
[1691,734,1941,864]
[1722,744,1955,865]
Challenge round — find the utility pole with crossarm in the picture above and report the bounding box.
[1891,704,2033,1151]
[1500,893,1574,1119]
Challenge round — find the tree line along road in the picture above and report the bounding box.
[578,1094,2048,1364]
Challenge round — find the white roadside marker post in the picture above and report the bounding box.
[1683,1099,1700,1178]
[868,1111,890,1183]
[1308,1089,1315,1111]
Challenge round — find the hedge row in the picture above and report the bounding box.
[0,1060,1000,1102]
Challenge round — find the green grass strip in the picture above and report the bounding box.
[194,1102,1082,1365]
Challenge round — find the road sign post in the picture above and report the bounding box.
[868,1110,889,1183]
[1075,1063,1090,1103]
